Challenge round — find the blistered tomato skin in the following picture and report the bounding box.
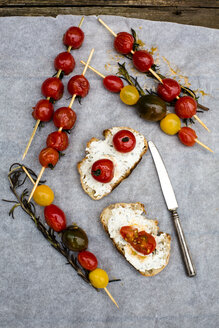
[175,96,197,119]
[136,94,167,122]
[53,107,77,130]
[32,99,54,122]
[178,127,197,146]
[132,50,154,72]
[62,226,88,251]
[63,26,84,49]
[160,113,181,135]
[89,268,109,289]
[91,159,114,183]
[33,185,54,206]
[54,52,75,75]
[67,75,90,97]
[120,85,140,105]
[113,130,136,153]
[157,78,181,102]
[114,32,134,54]
[103,75,124,93]
[39,147,59,168]
[44,204,66,232]
[78,251,98,271]
[41,77,64,101]
[46,131,69,151]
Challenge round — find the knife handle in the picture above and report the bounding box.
[172,210,196,277]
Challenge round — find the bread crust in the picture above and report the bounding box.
[100,202,171,277]
[77,127,148,200]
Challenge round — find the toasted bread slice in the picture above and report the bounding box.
[77,127,147,200]
[100,202,171,276]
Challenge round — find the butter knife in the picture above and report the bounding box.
[148,141,196,277]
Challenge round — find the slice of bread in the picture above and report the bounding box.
[100,202,171,276]
[77,127,147,200]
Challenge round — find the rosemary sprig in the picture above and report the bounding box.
[117,62,145,97]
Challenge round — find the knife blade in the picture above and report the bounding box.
[148,141,196,277]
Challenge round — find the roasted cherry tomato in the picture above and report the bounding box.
[136,94,167,121]
[41,77,64,101]
[113,129,136,153]
[62,226,88,251]
[132,50,154,72]
[33,185,54,206]
[89,268,109,289]
[32,99,54,122]
[78,251,98,271]
[120,85,139,105]
[114,32,134,54]
[175,96,197,118]
[67,75,90,98]
[46,131,69,151]
[54,52,75,75]
[63,26,84,49]
[178,127,197,146]
[160,113,181,135]
[157,78,181,102]
[44,204,66,232]
[39,147,59,168]
[120,226,156,255]
[103,75,124,93]
[53,107,77,130]
[91,159,114,183]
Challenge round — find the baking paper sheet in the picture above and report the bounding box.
[0,15,219,328]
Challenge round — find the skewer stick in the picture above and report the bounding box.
[104,287,119,309]
[80,60,105,78]
[22,119,40,160]
[195,139,213,153]
[22,166,35,184]
[98,18,117,37]
[28,167,45,202]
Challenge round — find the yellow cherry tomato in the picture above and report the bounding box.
[33,184,54,206]
[160,113,181,135]
[89,268,109,288]
[120,85,140,105]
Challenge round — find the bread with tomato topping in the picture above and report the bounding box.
[100,202,171,276]
[77,127,147,200]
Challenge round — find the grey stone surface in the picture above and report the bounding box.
[0,15,219,328]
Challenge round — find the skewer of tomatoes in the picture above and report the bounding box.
[97,18,209,132]
[22,16,85,160]
[22,165,119,308]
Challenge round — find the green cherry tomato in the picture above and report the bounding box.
[136,94,167,121]
[160,113,181,135]
[89,268,109,288]
[61,225,88,252]
[120,85,140,105]
[33,185,54,206]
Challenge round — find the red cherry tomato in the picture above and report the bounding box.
[67,75,90,98]
[46,131,69,151]
[175,96,197,118]
[157,78,181,102]
[132,50,154,72]
[54,52,75,75]
[63,26,84,49]
[103,75,124,93]
[114,32,134,54]
[53,107,77,130]
[91,159,114,183]
[44,204,66,232]
[39,147,59,168]
[78,251,98,271]
[41,77,64,101]
[32,99,54,122]
[113,130,136,153]
[178,127,197,146]
[120,226,156,255]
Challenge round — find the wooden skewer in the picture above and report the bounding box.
[195,139,213,153]
[104,287,119,309]
[98,18,117,37]
[80,61,105,78]
[28,167,45,202]
[22,166,35,184]
[22,17,85,160]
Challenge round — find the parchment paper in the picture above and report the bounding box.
[0,15,219,328]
